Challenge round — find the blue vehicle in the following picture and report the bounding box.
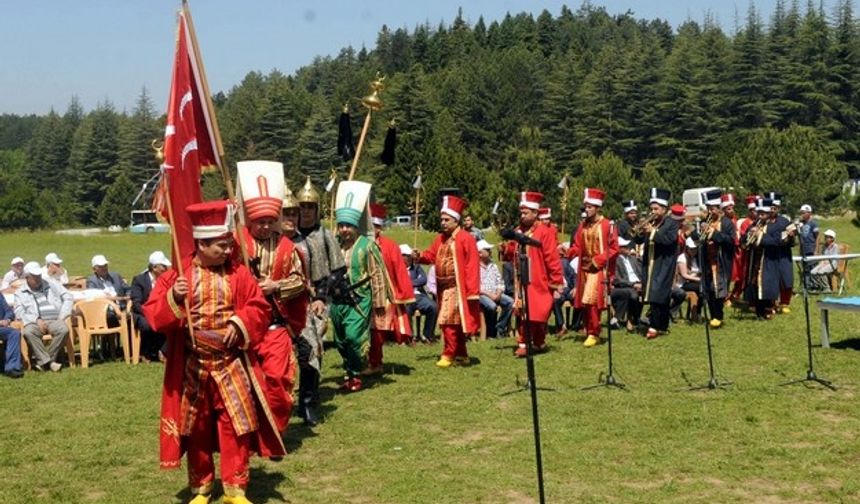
[129,210,170,234]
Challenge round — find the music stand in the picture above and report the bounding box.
[780,253,835,390]
[688,235,731,391]
[583,261,626,391]
[497,228,548,504]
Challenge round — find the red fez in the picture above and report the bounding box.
[583,187,605,207]
[370,202,387,226]
[538,207,551,219]
[519,191,544,210]
[441,195,467,221]
[720,193,735,208]
[669,203,685,220]
[186,200,234,239]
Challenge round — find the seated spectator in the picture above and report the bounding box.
[41,252,69,285]
[611,237,643,332]
[671,238,701,320]
[1,257,25,291]
[477,240,513,339]
[86,255,130,298]
[401,244,437,343]
[551,254,575,334]
[426,264,437,299]
[130,251,171,362]
[0,294,23,378]
[809,229,840,291]
[14,262,72,372]
[87,254,130,337]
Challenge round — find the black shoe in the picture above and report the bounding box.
[302,403,320,426]
[4,369,23,379]
[32,363,47,372]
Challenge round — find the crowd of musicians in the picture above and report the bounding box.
[120,157,836,503]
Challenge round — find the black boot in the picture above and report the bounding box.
[299,367,320,426]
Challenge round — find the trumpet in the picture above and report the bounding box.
[781,220,799,244]
[701,213,721,242]
[632,212,660,235]
[743,219,766,249]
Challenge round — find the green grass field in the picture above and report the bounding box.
[0,221,859,503]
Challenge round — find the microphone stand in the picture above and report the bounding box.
[780,251,835,390]
[583,223,626,391]
[497,229,548,504]
[688,229,731,391]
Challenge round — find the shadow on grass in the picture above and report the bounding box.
[830,337,860,350]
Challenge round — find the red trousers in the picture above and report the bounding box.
[254,327,295,433]
[369,329,393,368]
[582,305,602,337]
[440,324,468,359]
[187,376,251,496]
[517,320,547,348]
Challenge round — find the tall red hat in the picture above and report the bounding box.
[520,191,544,210]
[583,187,605,207]
[745,194,758,209]
[370,202,387,226]
[720,193,735,208]
[186,200,234,239]
[538,207,551,219]
[441,195,467,221]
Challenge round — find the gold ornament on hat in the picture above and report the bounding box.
[297,176,320,204]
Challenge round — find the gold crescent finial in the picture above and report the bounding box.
[151,139,164,163]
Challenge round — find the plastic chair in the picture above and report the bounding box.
[74,298,131,368]
[832,244,851,295]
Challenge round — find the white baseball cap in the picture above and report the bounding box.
[148,251,172,267]
[476,239,494,251]
[91,254,109,267]
[399,244,413,256]
[618,237,631,247]
[10,257,24,265]
[800,204,812,213]
[45,252,63,265]
[685,237,697,249]
[23,261,42,276]
[824,229,836,238]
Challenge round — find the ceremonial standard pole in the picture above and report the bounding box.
[348,74,385,181]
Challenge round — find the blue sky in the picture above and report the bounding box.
[0,0,798,116]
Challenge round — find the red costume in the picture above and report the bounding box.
[236,226,304,433]
[144,201,285,500]
[368,204,416,368]
[730,195,758,300]
[417,196,480,364]
[508,192,564,352]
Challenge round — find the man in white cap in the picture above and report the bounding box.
[809,229,840,290]
[477,239,513,339]
[130,251,172,362]
[1,257,25,291]
[86,254,129,298]
[611,237,643,332]
[13,261,72,372]
[401,244,438,343]
[41,253,69,285]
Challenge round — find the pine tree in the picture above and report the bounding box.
[829,0,860,176]
[117,87,161,187]
[69,102,120,224]
[25,109,70,192]
[96,171,137,227]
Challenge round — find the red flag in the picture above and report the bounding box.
[154,7,222,262]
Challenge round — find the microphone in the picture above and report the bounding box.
[500,227,542,247]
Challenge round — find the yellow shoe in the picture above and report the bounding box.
[583,335,601,347]
[223,496,253,504]
[188,495,210,504]
[709,319,722,328]
[780,306,791,314]
[435,356,454,368]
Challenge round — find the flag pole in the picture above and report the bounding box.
[154,145,196,350]
[559,174,569,236]
[413,166,422,248]
[328,168,337,231]
[348,74,385,181]
[182,0,250,269]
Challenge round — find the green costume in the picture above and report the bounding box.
[331,234,385,377]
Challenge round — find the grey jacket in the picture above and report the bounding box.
[13,279,74,325]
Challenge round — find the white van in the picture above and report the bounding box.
[682,187,720,219]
